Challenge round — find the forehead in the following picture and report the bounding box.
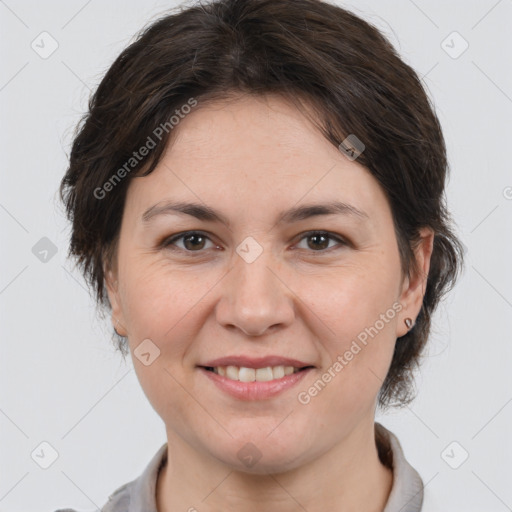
[124,94,389,226]
[168,94,333,164]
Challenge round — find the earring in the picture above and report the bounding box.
[404,317,413,329]
[114,318,122,336]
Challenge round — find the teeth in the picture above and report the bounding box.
[255,367,273,381]
[211,365,302,382]
[239,367,256,382]
[273,366,285,379]
[226,365,239,380]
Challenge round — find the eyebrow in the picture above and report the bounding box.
[141,200,369,226]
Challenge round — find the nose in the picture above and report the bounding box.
[215,246,295,337]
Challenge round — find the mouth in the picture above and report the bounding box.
[197,356,316,400]
[201,365,314,382]
[197,361,315,401]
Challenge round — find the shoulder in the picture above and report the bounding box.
[52,481,132,512]
[53,442,167,512]
[53,480,133,512]
[100,480,132,511]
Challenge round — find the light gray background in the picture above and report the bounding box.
[1,1,511,511]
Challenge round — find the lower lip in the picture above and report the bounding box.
[198,367,313,401]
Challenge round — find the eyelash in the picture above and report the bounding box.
[161,230,348,255]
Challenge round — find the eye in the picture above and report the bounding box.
[294,231,348,253]
[161,230,348,255]
[162,231,217,253]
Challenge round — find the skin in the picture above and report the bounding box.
[105,93,434,512]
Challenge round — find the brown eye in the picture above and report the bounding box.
[295,231,347,252]
[163,231,215,252]
[162,230,347,255]
[182,233,207,250]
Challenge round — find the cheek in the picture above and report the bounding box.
[298,259,399,404]
[120,259,206,340]
[131,355,202,442]
[119,264,201,414]
[302,255,400,342]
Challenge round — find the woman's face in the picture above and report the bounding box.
[106,94,432,473]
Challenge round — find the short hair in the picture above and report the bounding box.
[59,0,465,410]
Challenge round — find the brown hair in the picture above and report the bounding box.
[59,0,465,410]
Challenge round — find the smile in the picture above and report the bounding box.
[198,365,314,400]
[203,365,310,382]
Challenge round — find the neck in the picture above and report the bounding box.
[156,421,393,512]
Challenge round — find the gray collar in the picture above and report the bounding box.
[377,422,424,511]
[101,422,424,512]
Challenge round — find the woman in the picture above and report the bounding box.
[57,0,464,510]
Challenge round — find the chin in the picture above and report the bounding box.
[207,431,310,475]
[224,450,306,476]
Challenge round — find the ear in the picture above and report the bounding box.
[396,227,435,338]
[104,266,128,337]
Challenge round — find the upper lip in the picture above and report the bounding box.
[199,356,314,369]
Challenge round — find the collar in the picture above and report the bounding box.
[101,422,424,511]
[376,422,424,511]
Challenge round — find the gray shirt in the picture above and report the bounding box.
[55,422,424,512]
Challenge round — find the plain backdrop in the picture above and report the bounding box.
[1,0,511,511]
